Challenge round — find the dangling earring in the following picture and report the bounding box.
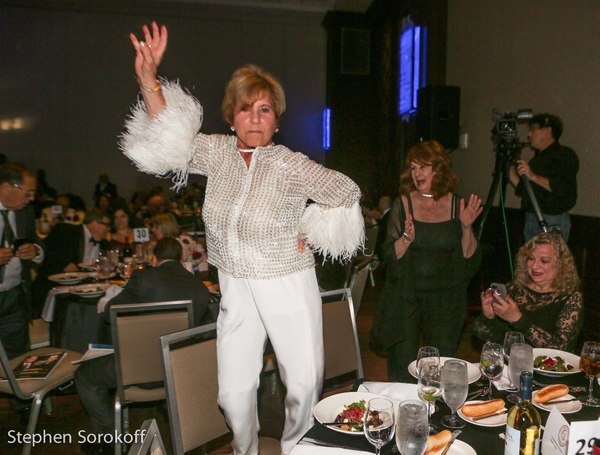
[230,126,235,132]
[275,128,279,133]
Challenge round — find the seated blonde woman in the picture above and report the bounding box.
[474,231,583,352]
[150,212,208,273]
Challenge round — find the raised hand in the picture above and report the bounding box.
[129,21,168,87]
[459,194,483,229]
[403,214,415,242]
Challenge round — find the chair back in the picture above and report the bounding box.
[365,225,379,253]
[0,340,24,399]
[110,301,194,400]
[127,419,167,455]
[348,256,372,315]
[160,323,227,454]
[321,288,363,382]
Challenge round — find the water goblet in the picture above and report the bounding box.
[364,397,395,455]
[417,363,442,434]
[479,342,504,400]
[416,346,440,377]
[578,341,600,407]
[396,400,429,455]
[441,359,468,429]
[502,331,524,389]
[97,256,114,281]
[507,342,533,404]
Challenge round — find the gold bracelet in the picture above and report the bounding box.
[137,78,161,93]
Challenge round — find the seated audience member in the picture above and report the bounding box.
[95,194,112,214]
[31,208,110,313]
[74,237,213,454]
[151,212,208,273]
[93,173,118,207]
[473,231,582,352]
[108,206,135,249]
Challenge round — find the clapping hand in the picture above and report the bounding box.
[129,22,168,87]
[459,194,483,229]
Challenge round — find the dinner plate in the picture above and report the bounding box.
[433,440,477,455]
[313,392,385,435]
[408,357,481,384]
[78,262,97,271]
[533,348,581,377]
[48,272,91,285]
[70,283,110,298]
[457,400,508,427]
[532,391,582,414]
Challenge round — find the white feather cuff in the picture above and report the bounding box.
[119,80,203,190]
[300,201,365,262]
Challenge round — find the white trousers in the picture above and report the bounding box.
[217,268,324,455]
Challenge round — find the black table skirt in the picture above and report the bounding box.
[302,373,599,454]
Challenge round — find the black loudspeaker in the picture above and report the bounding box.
[416,85,460,149]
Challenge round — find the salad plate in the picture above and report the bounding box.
[313,392,385,435]
[48,272,91,285]
[70,283,110,298]
[533,348,581,377]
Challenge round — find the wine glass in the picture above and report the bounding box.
[364,397,395,455]
[417,363,442,434]
[416,346,440,377]
[479,342,504,400]
[503,331,524,392]
[97,256,115,281]
[507,342,533,404]
[396,400,429,455]
[441,359,468,429]
[578,341,600,407]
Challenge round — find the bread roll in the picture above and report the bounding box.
[533,384,569,404]
[461,399,505,417]
[425,429,452,455]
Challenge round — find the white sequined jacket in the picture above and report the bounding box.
[120,81,364,279]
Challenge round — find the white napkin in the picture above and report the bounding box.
[96,285,124,313]
[493,365,516,391]
[41,286,71,322]
[357,381,419,403]
[291,444,371,455]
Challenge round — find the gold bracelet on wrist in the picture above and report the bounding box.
[137,78,161,93]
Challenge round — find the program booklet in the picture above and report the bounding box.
[72,344,114,365]
[10,351,67,380]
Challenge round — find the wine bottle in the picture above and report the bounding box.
[122,236,133,264]
[504,371,541,455]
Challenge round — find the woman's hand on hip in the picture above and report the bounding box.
[129,21,168,85]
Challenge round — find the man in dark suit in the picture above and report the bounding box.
[0,163,43,358]
[31,208,110,314]
[75,237,214,455]
[93,173,118,207]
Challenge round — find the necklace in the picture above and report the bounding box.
[419,192,434,198]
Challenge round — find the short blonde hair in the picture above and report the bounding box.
[514,232,580,292]
[221,64,286,125]
[151,212,179,238]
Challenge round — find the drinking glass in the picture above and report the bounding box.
[364,398,395,455]
[507,342,533,404]
[396,400,429,455]
[479,342,504,400]
[416,346,440,377]
[97,256,114,281]
[578,341,600,407]
[417,363,442,434]
[441,359,468,429]
[108,248,120,268]
[502,331,524,393]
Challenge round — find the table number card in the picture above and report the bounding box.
[133,228,150,243]
[568,420,600,455]
[542,407,570,455]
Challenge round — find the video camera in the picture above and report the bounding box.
[491,109,533,160]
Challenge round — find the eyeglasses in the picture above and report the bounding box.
[12,183,36,198]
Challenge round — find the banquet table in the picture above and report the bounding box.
[292,370,599,454]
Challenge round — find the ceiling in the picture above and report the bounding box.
[169,0,373,13]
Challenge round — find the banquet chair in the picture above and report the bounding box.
[127,419,167,455]
[110,300,194,455]
[29,318,50,349]
[160,323,280,455]
[346,256,372,316]
[0,341,81,455]
[321,288,363,396]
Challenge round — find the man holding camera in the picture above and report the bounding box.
[509,113,579,241]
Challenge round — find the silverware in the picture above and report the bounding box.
[543,397,578,405]
[472,409,508,421]
[467,386,489,401]
[299,437,365,451]
[440,430,462,455]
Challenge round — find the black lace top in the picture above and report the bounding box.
[473,282,583,353]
